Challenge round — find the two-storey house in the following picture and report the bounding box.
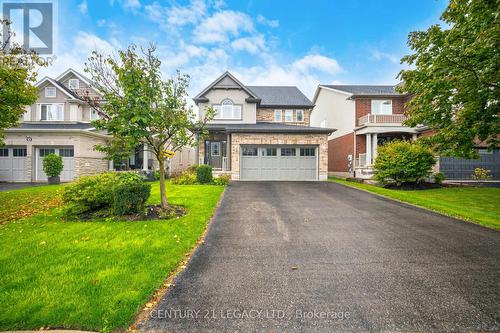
[194,72,334,181]
[311,85,417,179]
[0,69,193,182]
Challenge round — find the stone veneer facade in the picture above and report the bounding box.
[230,133,328,180]
[75,157,109,177]
[256,108,312,126]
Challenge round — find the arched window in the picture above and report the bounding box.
[213,99,242,119]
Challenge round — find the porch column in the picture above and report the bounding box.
[366,133,372,165]
[226,133,231,171]
[109,160,114,171]
[412,133,418,141]
[143,143,148,171]
[372,134,378,162]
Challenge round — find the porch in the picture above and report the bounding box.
[354,132,417,179]
[200,133,231,172]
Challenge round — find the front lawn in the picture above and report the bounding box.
[329,177,500,230]
[0,182,224,331]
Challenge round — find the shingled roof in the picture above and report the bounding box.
[246,86,313,108]
[322,85,404,96]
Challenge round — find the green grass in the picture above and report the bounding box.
[0,182,225,331]
[329,177,500,230]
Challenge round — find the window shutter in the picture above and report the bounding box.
[23,106,31,121]
[70,104,78,121]
[58,104,65,120]
[36,104,41,120]
[233,105,241,119]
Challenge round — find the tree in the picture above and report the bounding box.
[95,135,137,170]
[373,140,436,186]
[398,0,499,159]
[0,19,44,144]
[81,44,214,209]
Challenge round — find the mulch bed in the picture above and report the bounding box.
[383,182,444,190]
[69,204,187,222]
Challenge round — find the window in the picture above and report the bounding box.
[68,79,79,89]
[214,99,242,119]
[281,147,296,156]
[40,104,64,121]
[39,148,55,157]
[13,148,27,157]
[371,100,392,115]
[478,148,493,155]
[59,148,74,157]
[90,108,100,121]
[296,110,304,122]
[274,110,282,122]
[300,148,315,156]
[210,142,220,156]
[0,148,8,157]
[45,87,56,98]
[262,148,277,156]
[242,147,258,156]
[284,110,294,122]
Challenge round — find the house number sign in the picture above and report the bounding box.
[26,136,32,142]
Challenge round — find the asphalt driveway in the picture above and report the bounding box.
[139,181,500,332]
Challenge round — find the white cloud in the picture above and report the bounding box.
[292,54,343,75]
[257,14,279,28]
[193,10,254,44]
[231,35,265,54]
[78,0,88,14]
[145,0,206,30]
[122,0,141,10]
[371,50,400,64]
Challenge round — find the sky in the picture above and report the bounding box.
[36,0,448,99]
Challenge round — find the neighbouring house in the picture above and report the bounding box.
[311,85,500,180]
[0,69,194,182]
[194,71,334,181]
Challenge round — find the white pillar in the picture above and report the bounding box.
[143,144,148,171]
[372,134,378,163]
[366,133,372,165]
[412,133,418,141]
[109,160,114,170]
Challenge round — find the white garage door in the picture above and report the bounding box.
[0,146,28,181]
[241,145,318,180]
[36,147,75,182]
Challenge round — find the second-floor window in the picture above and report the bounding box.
[68,79,80,89]
[90,108,100,121]
[274,110,282,122]
[296,110,304,122]
[45,87,56,98]
[371,100,392,115]
[213,99,242,119]
[40,104,64,121]
[284,110,294,122]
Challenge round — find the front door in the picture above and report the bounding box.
[205,141,226,169]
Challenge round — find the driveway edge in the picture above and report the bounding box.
[130,185,230,331]
[330,180,499,232]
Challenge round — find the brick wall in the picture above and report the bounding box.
[355,96,408,125]
[356,134,366,155]
[256,108,311,126]
[328,133,354,172]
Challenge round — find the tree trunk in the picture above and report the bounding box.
[158,158,168,209]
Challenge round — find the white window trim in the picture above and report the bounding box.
[371,99,392,115]
[38,103,65,121]
[296,109,304,122]
[212,99,242,120]
[284,109,294,122]
[45,87,56,98]
[274,109,282,122]
[68,79,80,89]
[90,108,100,121]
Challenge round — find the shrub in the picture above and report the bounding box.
[214,173,231,186]
[373,140,436,186]
[433,172,445,184]
[113,181,151,215]
[196,164,213,184]
[42,153,63,177]
[63,171,145,215]
[171,169,197,185]
[471,167,491,185]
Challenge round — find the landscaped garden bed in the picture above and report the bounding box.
[0,179,225,331]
